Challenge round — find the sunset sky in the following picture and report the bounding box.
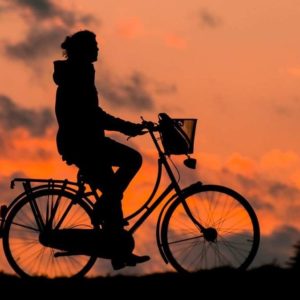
[1,0,300,276]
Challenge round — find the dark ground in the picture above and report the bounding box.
[0,266,298,298]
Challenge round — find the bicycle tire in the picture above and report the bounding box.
[2,188,97,278]
[161,184,260,272]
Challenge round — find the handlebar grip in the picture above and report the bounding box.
[142,120,159,132]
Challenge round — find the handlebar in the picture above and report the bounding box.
[141,117,160,132]
[126,118,159,140]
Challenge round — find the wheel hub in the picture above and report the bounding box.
[203,227,218,242]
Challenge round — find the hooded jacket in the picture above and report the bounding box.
[53,60,140,162]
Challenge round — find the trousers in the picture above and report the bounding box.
[73,137,142,227]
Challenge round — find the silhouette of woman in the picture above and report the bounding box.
[53,30,150,269]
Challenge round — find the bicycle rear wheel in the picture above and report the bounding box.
[2,188,97,278]
[161,185,260,272]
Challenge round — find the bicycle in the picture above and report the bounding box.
[0,113,260,278]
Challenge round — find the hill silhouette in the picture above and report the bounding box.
[0,265,297,297]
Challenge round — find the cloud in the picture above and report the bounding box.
[0,172,26,206]
[234,173,300,218]
[154,82,177,95]
[6,0,94,25]
[0,95,54,136]
[268,181,300,199]
[5,27,69,60]
[199,8,222,29]
[12,0,57,19]
[3,0,97,62]
[0,2,9,13]
[99,70,177,111]
[223,168,300,224]
[273,97,300,118]
[99,72,155,111]
[254,226,300,268]
[235,172,300,204]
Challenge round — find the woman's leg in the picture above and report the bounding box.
[75,140,149,268]
[105,138,143,193]
[95,138,142,228]
[77,138,142,228]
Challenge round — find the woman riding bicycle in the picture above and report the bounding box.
[53,29,150,270]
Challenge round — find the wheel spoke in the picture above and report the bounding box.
[3,188,97,278]
[161,185,260,272]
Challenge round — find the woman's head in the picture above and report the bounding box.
[61,30,99,62]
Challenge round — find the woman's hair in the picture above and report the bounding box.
[61,30,96,59]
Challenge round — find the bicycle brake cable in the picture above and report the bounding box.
[168,156,181,183]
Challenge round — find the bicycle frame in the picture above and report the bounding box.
[125,128,203,234]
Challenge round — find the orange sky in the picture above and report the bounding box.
[1,0,300,276]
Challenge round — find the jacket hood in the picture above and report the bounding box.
[53,60,95,85]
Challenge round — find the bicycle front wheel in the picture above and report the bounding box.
[161,185,260,272]
[3,188,97,278]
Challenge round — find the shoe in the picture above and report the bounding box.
[126,253,150,266]
[111,253,151,270]
[111,259,126,270]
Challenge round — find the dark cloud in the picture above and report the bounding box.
[235,173,258,190]
[5,27,69,60]
[4,0,96,62]
[99,72,155,111]
[199,8,222,28]
[273,97,300,118]
[236,172,300,204]
[268,182,300,200]
[249,195,275,211]
[99,71,177,112]
[253,226,300,268]
[274,105,291,117]
[199,167,300,218]
[0,95,54,136]
[7,0,95,25]
[13,0,56,19]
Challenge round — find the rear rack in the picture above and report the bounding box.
[10,178,79,189]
